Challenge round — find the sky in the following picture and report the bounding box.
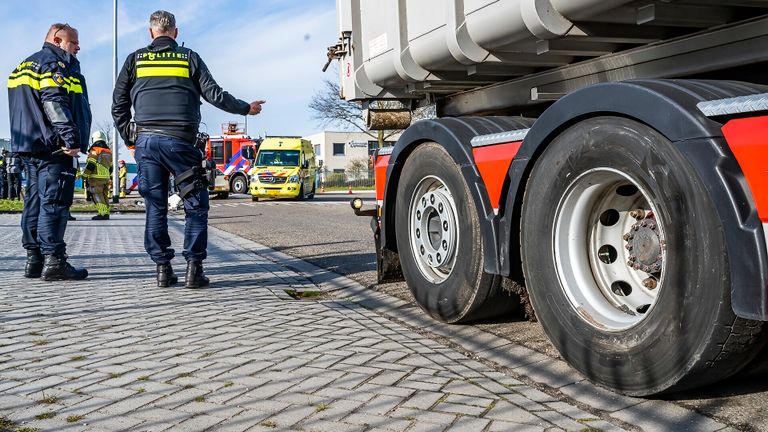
[0,0,339,156]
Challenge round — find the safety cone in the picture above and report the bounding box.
[320,183,325,193]
[347,184,353,195]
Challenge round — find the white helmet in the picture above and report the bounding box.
[91,130,108,145]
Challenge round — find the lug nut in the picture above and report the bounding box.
[640,221,648,227]
[642,278,657,289]
[625,244,633,251]
[630,209,646,220]
[623,233,633,241]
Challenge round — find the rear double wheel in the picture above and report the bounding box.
[395,142,519,323]
[521,117,765,395]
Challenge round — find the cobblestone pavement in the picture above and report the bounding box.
[0,214,733,432]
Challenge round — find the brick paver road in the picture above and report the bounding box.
[0,214,729,432]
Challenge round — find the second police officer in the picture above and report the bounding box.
[112,10,264,289]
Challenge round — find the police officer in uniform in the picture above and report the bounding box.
[7,23,90,280]
[7,152,23,200]
[112,10,264,288]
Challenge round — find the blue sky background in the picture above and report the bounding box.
[0,0,338,149]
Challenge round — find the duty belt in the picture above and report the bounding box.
[136,126,196,143]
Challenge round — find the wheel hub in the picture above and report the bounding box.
[554,168,666,331]
[625,216,663,273]
[409,176,459,283]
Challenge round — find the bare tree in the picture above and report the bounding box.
[346,157,370,180]
[309,79,399,144]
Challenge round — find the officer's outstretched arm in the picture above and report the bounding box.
[192,53,250,116]
[40,62,79,150]
[112,54,136,145]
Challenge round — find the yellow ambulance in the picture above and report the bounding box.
[247,137,317,201]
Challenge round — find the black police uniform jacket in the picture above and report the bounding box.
[7,42,92,154]
[112,36,250,144]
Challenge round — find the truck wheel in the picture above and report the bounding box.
[213,192,229,200]
[521,117,765,395]
[297,184,306,201]
[251,196,259,202]
[395,142,519,323]
[231,175,247,195]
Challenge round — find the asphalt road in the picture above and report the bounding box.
[208,192,768,432]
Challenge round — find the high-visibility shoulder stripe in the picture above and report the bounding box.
[8,75,83,93]
[136,60,189,66]
[8,70,53,79]
[136,67,190,78]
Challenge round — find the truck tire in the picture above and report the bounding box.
[520,117,765,395]
[297,184,306,201]
[395,142,519,323]
[231,175,247,195]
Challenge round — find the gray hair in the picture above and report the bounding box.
[149,10,176,34]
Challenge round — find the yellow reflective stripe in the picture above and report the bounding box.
[136,60,189,66]
[7,75,83,93]
[9,70,52,79]
[136,67,190,78]
[8,75,42,89]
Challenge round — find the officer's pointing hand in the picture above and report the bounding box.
[248,100,266,115]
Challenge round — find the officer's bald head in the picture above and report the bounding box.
[46,23,77,42]
[149,10,178,39]
[45,23,80,56]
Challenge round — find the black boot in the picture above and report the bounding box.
[41,254,88,281]
[185,262,209,289]
[24,249,44,278]
[157,263,178,287]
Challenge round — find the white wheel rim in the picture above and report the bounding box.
[553,168,666,331]
[408,175,459,284]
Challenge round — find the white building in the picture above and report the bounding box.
[303,131,400,181]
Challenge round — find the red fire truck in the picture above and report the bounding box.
[206,122,260,197]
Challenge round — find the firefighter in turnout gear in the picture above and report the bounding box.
[7,23,90,281]
[82,131,113,220]
[118,159,127,197]
[112,10,264,288]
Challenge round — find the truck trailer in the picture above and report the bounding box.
[330,0,768,396]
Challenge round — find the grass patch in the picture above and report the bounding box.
[0,200,23,212]
[223,381,234,388]
[193,396,205,402]
[0,416,17,428]
[32,340,49,346]
[260,420,277,428]
[17,428,41,432]
[36,395,58,405]
[183,384,194,390]
[314,402,330,412]
[108,373,122,379]
[137,376,150,381]
[177,372,192,378]
[284,289,325,300]
[137,388,145,394]
[69,355,85,361]
[34,411,56,420]
[27,331,42,337]
[66,415,84,423]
